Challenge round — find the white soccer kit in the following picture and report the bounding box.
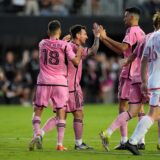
[143,31,160,106]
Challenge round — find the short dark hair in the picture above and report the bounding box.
[69,24,86,39]
[153,11,160,29]
[48,20,61,34]
[125,7,141,16]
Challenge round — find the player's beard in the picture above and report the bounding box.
[81,39,86,45]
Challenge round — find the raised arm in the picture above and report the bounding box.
[99,25,129,54]
[88,23,100,55]
[104,36,129,53]
[101,38,122,54]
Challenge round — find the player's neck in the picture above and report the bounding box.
[131,21,139,27]
[73,39,81,46]
[50,34,60,40]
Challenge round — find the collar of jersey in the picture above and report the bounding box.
[50,37,59,40]
[71,41,79,46]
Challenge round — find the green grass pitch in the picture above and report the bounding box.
[0,104,160,160]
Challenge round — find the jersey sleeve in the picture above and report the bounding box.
[123,28,137,46]
[65,43,76,60]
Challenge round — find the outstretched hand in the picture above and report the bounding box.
[93,23,100,38]
[77,45,84,53]
[99,25,107,40]
[119,59,128,67]
[141,83,148,98]
[62,34,71,42]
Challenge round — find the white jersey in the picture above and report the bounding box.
[143,31,160,90]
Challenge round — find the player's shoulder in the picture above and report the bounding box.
[153,30,160,37]
[151,31,160,44]
[129,26,143,32]
[147,31,159,42]
[39,38,49,47]
[57,40,71,50]
[145,32,153,40]
[67,41,76,48]
[57,39,68,45]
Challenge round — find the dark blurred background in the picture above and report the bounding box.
[0,0,159,106]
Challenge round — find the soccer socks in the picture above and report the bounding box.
[121,136,128,144]
[119,111,129,144]
[120,122,128,144]
[129,116,154,145]
[138,112,145,121]
[32,115,41,136]
[107,111,131,137]
[57,119,66,146]
[73,119,83,146]
[41,116,58,135]
[138,112,146,144]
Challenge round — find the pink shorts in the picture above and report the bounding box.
[66,86,84,113]
[129,83,147,104]
[33,85,69,111]
[118,77,131,100]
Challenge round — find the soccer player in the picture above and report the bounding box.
[99,7,145,150]
[124,12,160,155]
[28,20,83,151]
[40,23,100,150]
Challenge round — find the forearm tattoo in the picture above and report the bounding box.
[89,37,100,55]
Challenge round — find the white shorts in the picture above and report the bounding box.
[149,90,160,107]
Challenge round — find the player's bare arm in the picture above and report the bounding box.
[99,25,122,54]
[123,53,136,66]
[104,35,129,53]
[99,25,129,53]
[88,23,100,55]
[141,55,148,96]
[71,46,83,66]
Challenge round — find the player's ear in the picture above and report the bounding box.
[130,14,134,21]
[76,33,80,39]
[58,28,62,36]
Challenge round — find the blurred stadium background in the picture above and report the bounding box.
[0,0,159,106]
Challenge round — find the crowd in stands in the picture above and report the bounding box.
[0,49,121,105]
[0,0,159,17]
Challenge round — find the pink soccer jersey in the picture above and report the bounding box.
[67,42,88,91]
[130,33,152,84]
[37,38,76,86]
[121,26,145,78]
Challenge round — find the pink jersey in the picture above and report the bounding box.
[130,33,153,84]
[67,42,88,91]
[120,26,145,78]
[37,38,75,86]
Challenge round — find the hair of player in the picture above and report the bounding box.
[69,25,86,39]
[153,11,160,30]
[48,20,61,35]
[125,7,141,18]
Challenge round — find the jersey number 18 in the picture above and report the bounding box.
[42,49,59,65]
